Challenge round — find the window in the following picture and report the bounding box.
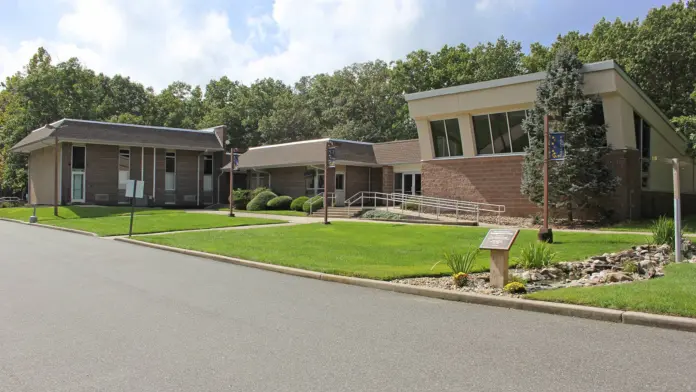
[429,119,463,158]
[203,155,213,192]
[305,168,325,195]
[72,146,86,170]
[118,148,130,190]
[394,173,403,192]
[472,110,529,155]
[335,173,345,191]
[165,151,176,191]
[634,112,651,188]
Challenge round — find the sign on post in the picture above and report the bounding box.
[126,180,145,237]
[480,229,519,288]
[549,132,565,161]
[327,147,336,168]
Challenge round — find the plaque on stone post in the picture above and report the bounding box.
[479,229,519,288]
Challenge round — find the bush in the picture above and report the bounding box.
[360,210,406,220]
[302,195,323,213]
[228,189,251,210]
[291,196,309,212]
[453,272,468,288]
[431,248,479,275]
[246,190,278,211]
[508,274,527,285]
[516,242,556,269]
[250,187,271,200]
[503,282,527,294]
[651,216,675,247]
[267,195,293,210]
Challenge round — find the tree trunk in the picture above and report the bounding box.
[567,202,573,223]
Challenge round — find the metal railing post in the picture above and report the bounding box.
[476,205,480,224]
[456,204,459,222]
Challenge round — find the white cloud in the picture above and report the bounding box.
[475,0,532,12]
[0,0,426,89]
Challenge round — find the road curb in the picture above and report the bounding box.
[0,217,97,237]
[114,237,694,333]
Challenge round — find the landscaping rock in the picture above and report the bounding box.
[605,272,634,283]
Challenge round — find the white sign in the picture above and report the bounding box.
[125,180,145,199]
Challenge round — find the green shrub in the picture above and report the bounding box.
[246,190,278,211]
[503,282,526,294]
[250,187,271,200]
[516,242,556,269]
[453,272,468,288]
[431,248,479,275]
[267,195,293,210]
[291,196,309,212]
[403,202,419,211]
[229,189,251,210]
[623,262,639,274]
[302,195,323,213]
[360,210,405,220]
[651,216,675,247]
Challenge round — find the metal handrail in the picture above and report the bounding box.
[345,191,505,224]
[308,192,336,215]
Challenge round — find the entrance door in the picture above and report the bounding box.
[335,172,345,206]
[402,173,422,196]
[71,146,86,202]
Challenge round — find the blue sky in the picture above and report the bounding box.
[0,0,674,90]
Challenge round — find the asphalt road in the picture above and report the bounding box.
[1,221,696,392]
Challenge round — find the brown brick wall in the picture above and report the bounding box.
[85,144,119,204]
[61,143,71,204]
[267,166,307,198]
[175,150,199,206]
[422,155,538,217]
[642,192,696,218]
[153,148,166,204]
[382,166,394,194]
[345,166,370,197]
[370,167,383,193]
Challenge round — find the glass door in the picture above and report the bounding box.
[71,146,86,202]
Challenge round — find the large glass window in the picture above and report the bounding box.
[472,110,529,155]
[118,148,130,190]
[305,168,325,195]
[165,151,176,191]
[394,173,403,192]
[634,112,651,188]
[429,119,463,158]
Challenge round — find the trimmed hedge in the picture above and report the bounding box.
[291,196,309,212]
[267,195,293,210]
[250,187,271,199]
[246,190,278,211]
[229,189,252,210]
[302,195,323,213]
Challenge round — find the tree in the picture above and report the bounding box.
[521,49,619,222]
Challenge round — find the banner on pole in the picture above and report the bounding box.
[328,147,336,168]
[549,132,565,161]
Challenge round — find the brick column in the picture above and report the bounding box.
[382,166,394,194]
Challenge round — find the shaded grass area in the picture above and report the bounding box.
[0,206,177,222]
[526,264,696,318]
[138,222,645,280]
[603,215,696,234]
[44,214,283,236]
[220,209,308,217]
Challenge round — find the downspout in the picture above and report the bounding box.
[368,167,371,192]
[197,152,203,206]
[152,148,156,203]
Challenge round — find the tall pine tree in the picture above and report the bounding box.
[521,49,619,222]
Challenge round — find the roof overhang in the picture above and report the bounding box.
[12,138,224,154]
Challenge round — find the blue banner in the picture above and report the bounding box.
[328,147,336,167]
[233,153,239,167]
[549,132,565,161]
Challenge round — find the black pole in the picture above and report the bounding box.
[128,195,136,237]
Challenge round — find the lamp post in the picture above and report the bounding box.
[537,114,553,243]
[228,147,238,218]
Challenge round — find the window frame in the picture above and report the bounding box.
[429,118,464,158]
[165,151,176,191]
[118,147,131,190]
[472,110,530,156]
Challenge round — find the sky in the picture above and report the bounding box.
[0,0,676,91]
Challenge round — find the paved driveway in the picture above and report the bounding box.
[1,221,695,392]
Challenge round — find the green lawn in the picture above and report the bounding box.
[603,215,696,234]
[137,222,646,280]
[527,263,696,318]
[220,209,307,217]
[0,206,178,222]
[43,214,283,236]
